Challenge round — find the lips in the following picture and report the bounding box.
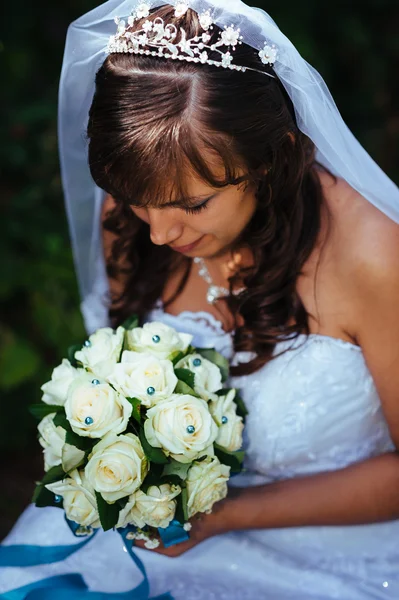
[171,235,205,254]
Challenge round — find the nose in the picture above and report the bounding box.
[147,208,183,247]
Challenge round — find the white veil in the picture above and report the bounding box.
[58,0,399,333]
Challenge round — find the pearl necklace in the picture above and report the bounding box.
[193,256,245,305]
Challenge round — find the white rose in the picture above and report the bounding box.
[117,483,181,529]
[74,326,125,379]
[38,413,66,471]
[209,389,244,452]
[108,351,177,407]
[65,374,132,438]
[125,322,192,360]
[85,432,149,503]
[41,359,81,406]
[144,394,218,464]
[186,456,230,518]
[176,354,222,401]
[46,469,100,528]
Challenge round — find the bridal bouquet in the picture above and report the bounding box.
[30,316,247,548]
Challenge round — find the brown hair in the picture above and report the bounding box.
[87,4,335,375]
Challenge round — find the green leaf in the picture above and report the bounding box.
[162,459,191,481]
[122,314,139,331]
[29,403,64,419]
[161,474,183,487]
[141,469,163,494]
[68,344,82,368]
[174,380,201,399]
[127,397,142,424]
[53,412,72,432]
[174,486,189,524]
[141,463,183,493]
[116,496,130,511]
[139,429,169,465]
[195,454,209,462]
[174,368,195,390]
[170,351,185,366]
[181,486,189,522]
[40,464,66,486]
[214,444,245,474]
[33,485,64,509]
[65,429,96,452]
[95,492,120,531]
[196,348,229,382]
[215,388,229,396]
[233,391,249,420]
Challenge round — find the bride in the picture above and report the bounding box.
[1,1,399,598]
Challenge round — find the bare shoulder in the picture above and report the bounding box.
[328,176,399,281]
[323,173,399,337]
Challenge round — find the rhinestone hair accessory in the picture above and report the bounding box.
[107,1,277,77]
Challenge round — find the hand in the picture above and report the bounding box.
[133,492,237,557]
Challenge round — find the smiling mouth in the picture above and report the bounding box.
[170,235,205,254]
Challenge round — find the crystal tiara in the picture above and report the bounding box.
[107,1,278,78]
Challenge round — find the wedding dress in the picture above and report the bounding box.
[1,303,398,599]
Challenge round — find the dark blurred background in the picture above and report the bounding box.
[1,0,398,540]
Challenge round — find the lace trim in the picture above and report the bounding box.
[153,301,362,352]
[277,332,362,353]
[152,301,230,337]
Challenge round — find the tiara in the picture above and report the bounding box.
[107,1,278,77]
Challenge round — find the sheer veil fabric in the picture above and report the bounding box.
[58,0,399,332]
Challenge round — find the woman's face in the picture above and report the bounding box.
[131,167,258,259]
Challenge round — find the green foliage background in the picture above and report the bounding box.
[1,0,398,538]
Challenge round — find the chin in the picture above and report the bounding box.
[201,241,235,260]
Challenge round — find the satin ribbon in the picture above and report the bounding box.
[157,520,190,548]
[0,521,177,600]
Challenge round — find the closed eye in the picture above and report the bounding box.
[183,198,211,215]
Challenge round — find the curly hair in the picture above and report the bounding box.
[87,4,336,376]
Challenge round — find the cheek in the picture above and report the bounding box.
[214,191,257,237]
[131,207,149,224]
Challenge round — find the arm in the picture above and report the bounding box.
[137,451,399,557]
[222,452,399,531]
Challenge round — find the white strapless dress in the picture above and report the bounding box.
[1,306,398,599]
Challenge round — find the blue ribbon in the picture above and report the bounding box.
[157,520,190,549]
[0,573,173,600]
[0,522,175,600]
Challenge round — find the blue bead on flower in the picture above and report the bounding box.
[147,386,156,396]
[186,425,195,434]
[221,416,228,424]
[152,335,161,344]
[193,358,202,367]
[85,416,94,425]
